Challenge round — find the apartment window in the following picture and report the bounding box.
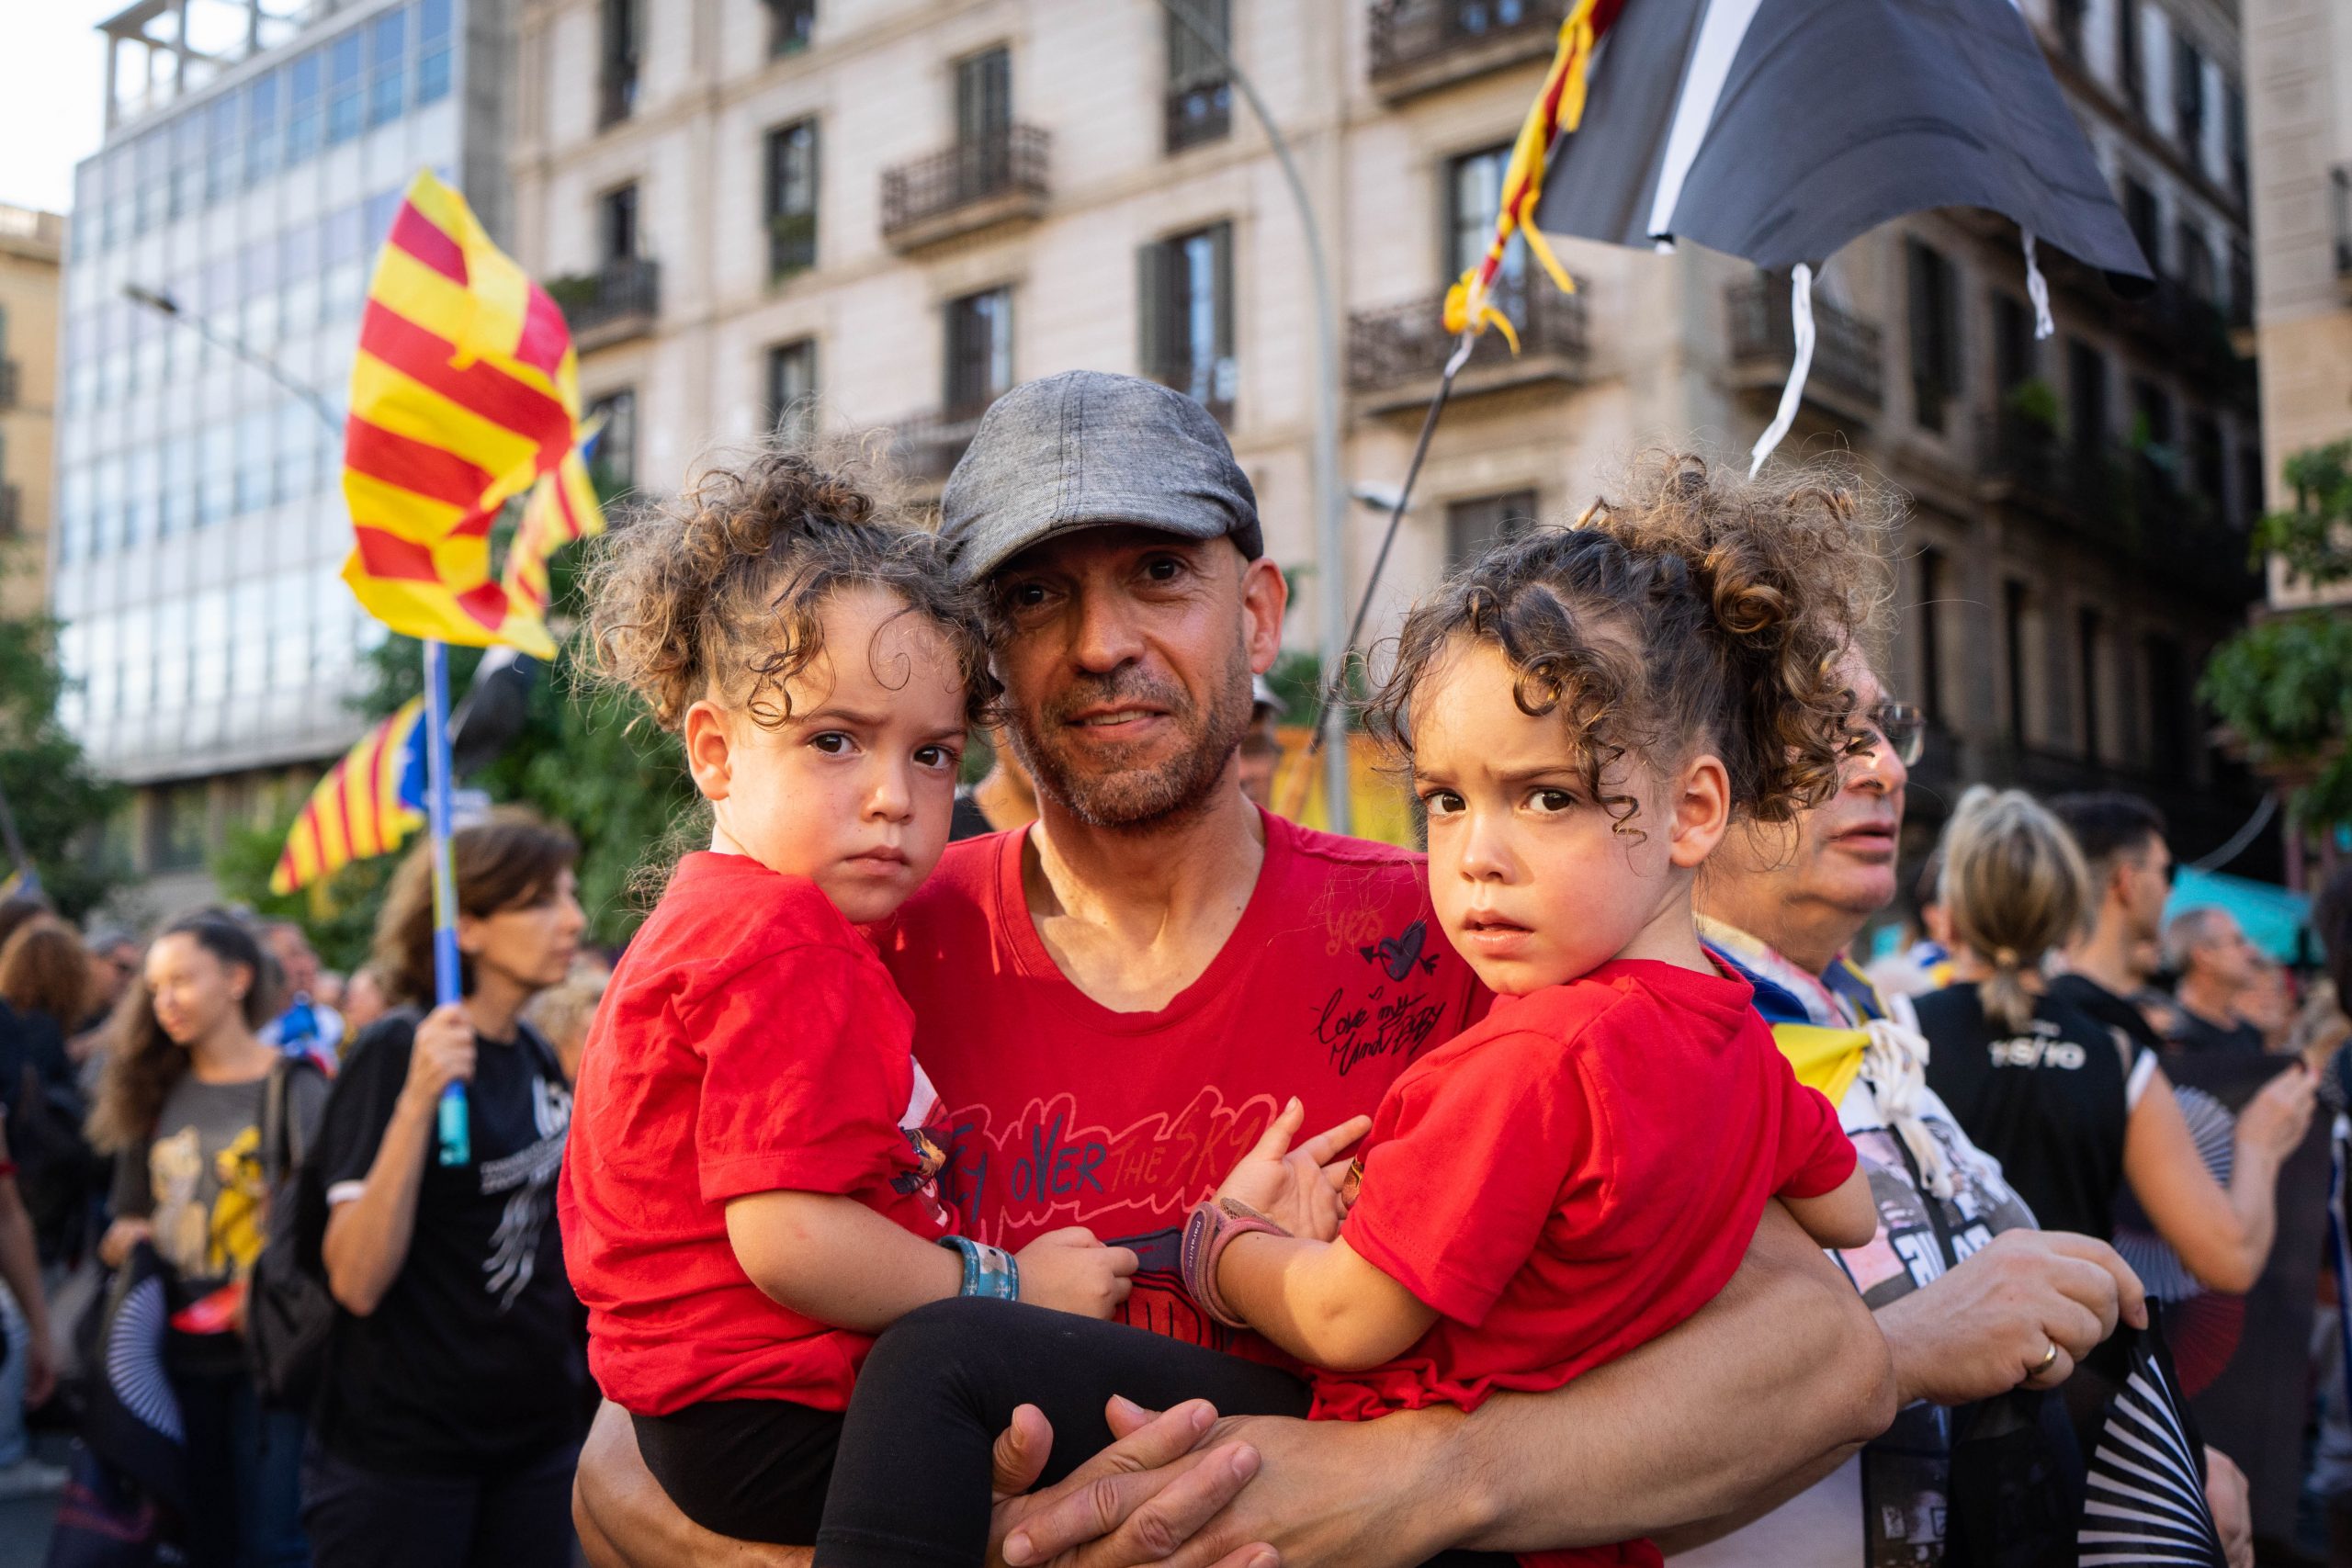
[944,288,1013,416]
[2003,578,2030,745]
[132,131,164,235]
[417,0,453,104]
[1165,0,1231,153]
[153,784,211,874]
[763,120,819,280]
[244,72,279,185]
[2189,413,2224,508]
[1138,222,1236,420]
[2176,221,2214,300]
[1448,144,1521,279]
[168,113,202,220]
[369,8,407,127]
[1917,547,1946,725]
[1992,292,2036,396]
[2131,377,2176,481]
[2121,177,2159,265]
[2172,37,2204,156]
[205,93,240,202]
[956,48,1012,143]
[602,0,643,127]
[2054,0,2086,58]
[2066,337,2107,448]
[2118,0,2143,113]
[1905,239,1961,434]
[767,0,815,57]
[326,29,365,144]
[2224,85,2246,197]
[2144,634,2187,781]
[601,184,639,265]
[287,50,322,164]
[587,389,638,492]
[2077,607,2102,764]
[768,340,818,439]
[1446,491,1536,569]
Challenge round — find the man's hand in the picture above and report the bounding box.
[990,1396,1276,1568]
[1876,1230,2145,1404]
[2204,1447,2251,1568]
[1214,1099,1367,1241]
[574,1401,809,1568]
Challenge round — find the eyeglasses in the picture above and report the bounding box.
[1849,701,1926,768]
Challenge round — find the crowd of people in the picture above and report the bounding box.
[1,370,2347,1567]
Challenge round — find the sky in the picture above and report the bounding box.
[0,2,116,214]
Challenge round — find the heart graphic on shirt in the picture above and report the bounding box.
[1361,919,1439,982]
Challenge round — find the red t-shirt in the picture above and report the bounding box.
[1317,958,1854,1427]
[880,809,1486,1349]
[560,852,954,1416]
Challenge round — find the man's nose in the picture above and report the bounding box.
[1069,585,1147,671]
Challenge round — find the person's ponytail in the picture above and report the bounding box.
[1939,785,2091,1034]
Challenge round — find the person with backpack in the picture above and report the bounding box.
[300,811,589,1568]
[87,912,324,1568]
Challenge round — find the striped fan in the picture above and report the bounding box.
[101,1273,182,1444]
[2076,1345,2225,1566]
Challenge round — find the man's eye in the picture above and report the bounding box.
[1006,581,1048,610]
[1143,556,1182,581]
[811,731,852,754]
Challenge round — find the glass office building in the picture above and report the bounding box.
[51,0,510,888]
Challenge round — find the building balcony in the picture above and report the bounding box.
[0,359,17,410]
[1368,0,1568,103]
[1723,277,1884,420]
[1347,274,1589,415]
[888,400,1001,491]
[2116,276,2250,396]
[881,126,1051,253]
[547,257,661,352]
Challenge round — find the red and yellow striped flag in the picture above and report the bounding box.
[341,170,589,650]
[270,699,429,895]
[497,442,605,658]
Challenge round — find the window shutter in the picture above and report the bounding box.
[1138,239,1171,384]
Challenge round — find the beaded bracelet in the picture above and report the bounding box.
[939,1235,1021,1301]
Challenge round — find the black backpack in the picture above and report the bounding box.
[246,1055,334,1412]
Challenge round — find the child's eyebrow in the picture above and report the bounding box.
[794,705,890,729]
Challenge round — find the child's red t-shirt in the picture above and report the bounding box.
[560,852,954,1417]
[1317,958,1854,1566]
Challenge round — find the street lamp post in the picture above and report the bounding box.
[1158,0,1351,834]
[122,283,344,436]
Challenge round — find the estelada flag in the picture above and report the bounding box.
[341,170,590,652]
[269,698,429,895]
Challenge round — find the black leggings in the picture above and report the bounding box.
[813,1297,1511,1568]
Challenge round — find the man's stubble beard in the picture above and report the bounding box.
[1008,643,1255,831]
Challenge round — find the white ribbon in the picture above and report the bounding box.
[1747,262,1815,476]
[2022,230,2056,340]
[1871,997,1956,1201]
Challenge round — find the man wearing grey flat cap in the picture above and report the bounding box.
[574,372,1893,1568]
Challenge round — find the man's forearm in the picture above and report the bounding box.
[1446,1205,1893,1552]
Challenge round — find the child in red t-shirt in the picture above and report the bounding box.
[557,452,1136,1546]
[807,456,1883,1568]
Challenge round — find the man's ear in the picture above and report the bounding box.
[1668,755,1733,869]
[1241,555,1287,676]
[682,701,734,803]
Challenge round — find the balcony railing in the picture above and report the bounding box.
[881,125,1051,252]
[889,400,1001,485]
[2116,276,2252,400]
[0,359,17,410]
[1368,0,1568,99]
[1724,278,1884,412]
[1347,274,1588,411]
[547,257,661,350]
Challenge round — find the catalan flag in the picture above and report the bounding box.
[340,170,589,649]
[269,699,429,896]
[496,436,605,659]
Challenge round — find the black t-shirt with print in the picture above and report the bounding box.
[311,1011,586,1475]
[1917,983,2148,1243]
[2048,972,2166,1055]
[2167,1007,2265,1057]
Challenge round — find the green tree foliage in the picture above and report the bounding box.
[0,611,127,920]
[2200,441,2352,828]
[210,815,397,973]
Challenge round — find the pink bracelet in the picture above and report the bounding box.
[1180,1198,1289,1329]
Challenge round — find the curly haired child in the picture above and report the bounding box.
[808,453,1887,1568]
[558,446,1136,1547]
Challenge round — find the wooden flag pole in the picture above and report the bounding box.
[423,639,471,1167]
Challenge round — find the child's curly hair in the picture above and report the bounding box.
[585,443,997,732]
[1373,451,1893,831]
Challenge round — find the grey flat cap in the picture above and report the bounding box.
[941,370,1261,582]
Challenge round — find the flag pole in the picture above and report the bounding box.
[422,638,470,1167]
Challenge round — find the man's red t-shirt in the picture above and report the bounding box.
[880,810,1485,1349]
[560,852,954,1416]
[1317,958,1854,1424]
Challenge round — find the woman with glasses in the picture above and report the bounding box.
[1915,787,2315,1289]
